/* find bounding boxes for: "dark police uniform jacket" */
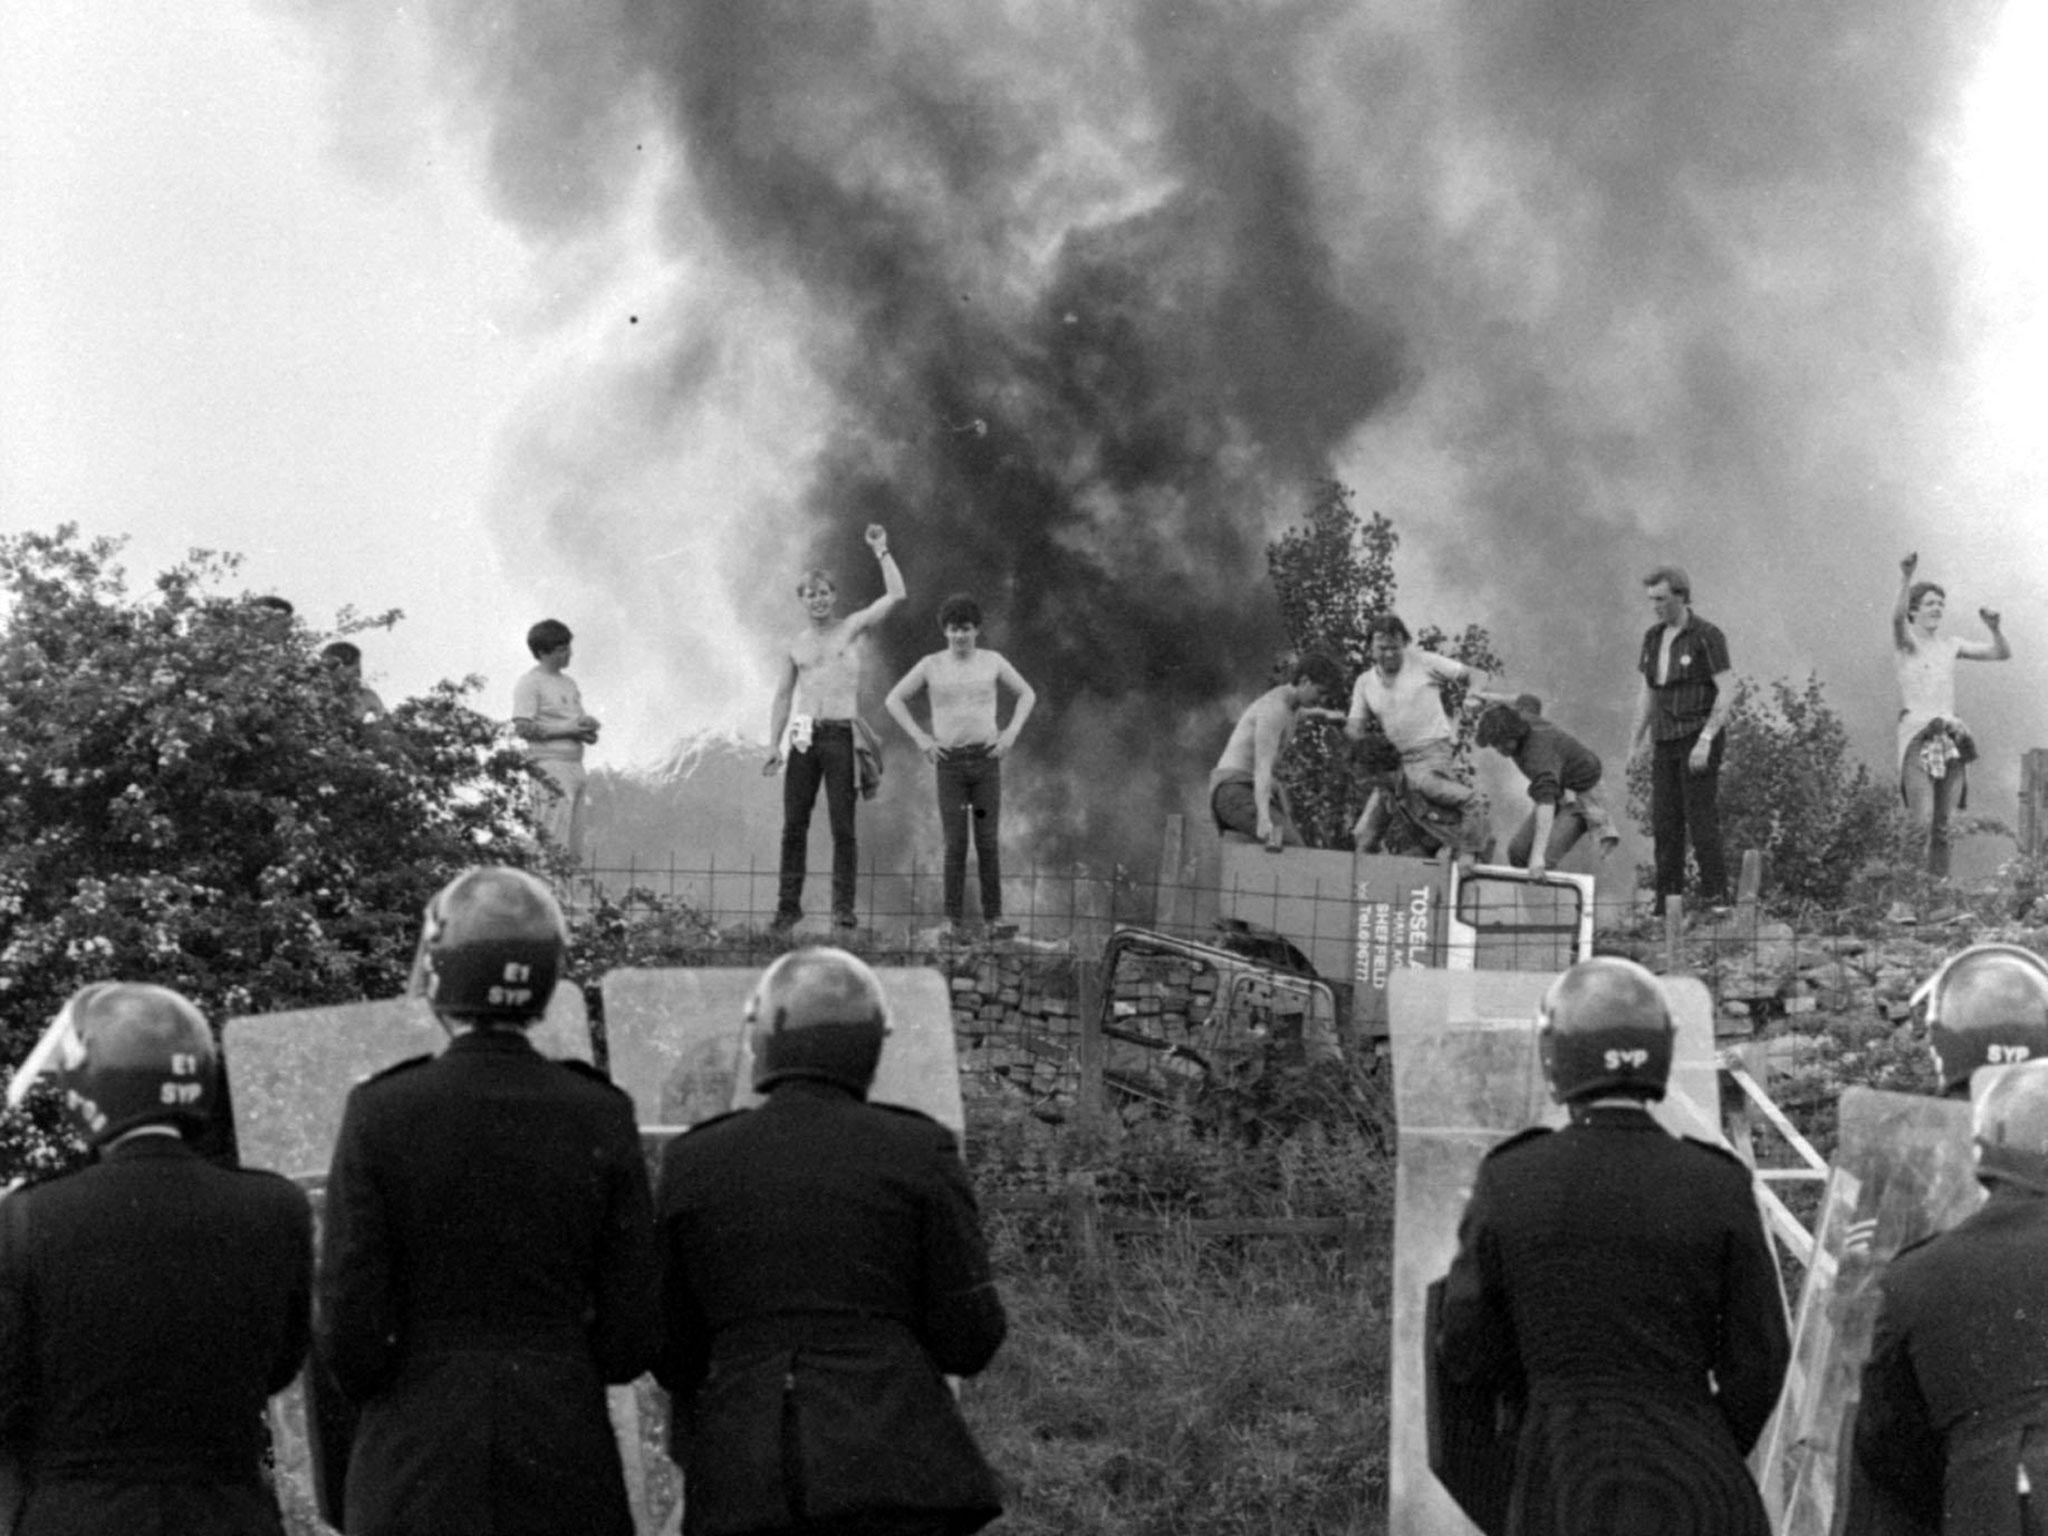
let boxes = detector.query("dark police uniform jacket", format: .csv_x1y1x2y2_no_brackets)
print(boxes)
655,1078,1007,1536
0,1133,312,1536
1854,1186,2048,1535
1435,1106,1789,1536
316,1027,660,1536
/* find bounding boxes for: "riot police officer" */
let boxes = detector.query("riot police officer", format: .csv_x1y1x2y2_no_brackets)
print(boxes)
1853,1057,2048,1534
655,946,1006,1536
1915,942,2048,1098
0,983,312,1536
316,866,659,1535
1433,956,1789,1536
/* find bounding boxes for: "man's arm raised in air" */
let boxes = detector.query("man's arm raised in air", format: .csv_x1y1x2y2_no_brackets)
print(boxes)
1960,607,2011,663
761,652,799,776
843,523,906,637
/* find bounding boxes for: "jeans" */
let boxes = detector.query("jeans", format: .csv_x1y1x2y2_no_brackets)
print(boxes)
936,746,1002,922
1507,803,1591,868
1901,754,1962,878
777,723,857,923
1651,730,1727,906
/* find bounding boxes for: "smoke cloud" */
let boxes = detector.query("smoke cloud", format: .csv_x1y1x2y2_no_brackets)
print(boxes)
282,0,2036,874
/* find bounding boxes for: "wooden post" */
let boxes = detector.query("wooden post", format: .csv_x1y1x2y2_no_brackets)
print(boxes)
1733,850,1763,932
2022,750,2048,861
1662,895,1685,972
1063,1179,1102,1275
1074,957,1105,1133
1156,812,1190,931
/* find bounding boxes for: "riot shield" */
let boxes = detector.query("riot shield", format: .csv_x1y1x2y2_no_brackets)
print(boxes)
1756,1086,1979,1536
224,986,591,1178
222,986,675,1536
602,966,965,1135
1386,969,1728,1535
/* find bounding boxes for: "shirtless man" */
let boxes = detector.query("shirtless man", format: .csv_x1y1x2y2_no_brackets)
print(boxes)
764,524,906,931
1209,653,1346,851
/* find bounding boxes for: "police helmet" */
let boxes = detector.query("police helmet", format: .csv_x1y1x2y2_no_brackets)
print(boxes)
748,946,889,1095
5,982,216,1146
1913,943,2048,1097
410,866,567,1024
1972,1058,2048,1195
1536,956,1676,1104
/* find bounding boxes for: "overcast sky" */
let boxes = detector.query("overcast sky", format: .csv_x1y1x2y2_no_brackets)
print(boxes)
5,1,2046,792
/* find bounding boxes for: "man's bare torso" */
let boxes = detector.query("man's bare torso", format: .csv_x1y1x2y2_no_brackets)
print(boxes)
789,619,868,720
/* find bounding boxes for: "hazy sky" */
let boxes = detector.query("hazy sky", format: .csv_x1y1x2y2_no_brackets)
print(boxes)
5,1,2046,811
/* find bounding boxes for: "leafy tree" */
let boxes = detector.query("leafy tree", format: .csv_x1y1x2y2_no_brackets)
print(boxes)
1264,481,1505,848
1625,673,1901,909
0,527,546,1179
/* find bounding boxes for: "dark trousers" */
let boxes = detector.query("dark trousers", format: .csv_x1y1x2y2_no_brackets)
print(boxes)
936,746,1002,923
1651,730,1728,906
778,725,857,922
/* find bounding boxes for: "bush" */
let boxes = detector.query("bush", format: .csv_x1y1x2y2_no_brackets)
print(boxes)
1626,674,1900,910
0,527,545,1180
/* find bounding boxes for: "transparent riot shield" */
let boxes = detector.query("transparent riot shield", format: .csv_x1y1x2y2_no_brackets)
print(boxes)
1757,1086,1979,1536
221,986,674,1536
225,986,591,1177
1386,969,1727,1536
602,966,965,1136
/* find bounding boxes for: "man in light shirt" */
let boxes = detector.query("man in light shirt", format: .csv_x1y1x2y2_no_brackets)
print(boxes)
885,594,1036,940
1344,614,1498,848
511,618,600,865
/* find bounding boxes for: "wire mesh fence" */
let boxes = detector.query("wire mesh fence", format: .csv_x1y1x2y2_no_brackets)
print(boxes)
563,845,1984,1042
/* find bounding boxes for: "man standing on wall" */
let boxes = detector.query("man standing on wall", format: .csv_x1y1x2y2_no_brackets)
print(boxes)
1630,566,1733,915
765,523,906,933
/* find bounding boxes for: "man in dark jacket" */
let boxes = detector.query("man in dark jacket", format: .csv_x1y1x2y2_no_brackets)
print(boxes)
1475,702,1622,878
317,866,660,1536
656,946,1006,1536
1434,956,1789,1536
1853,1057,2048,1534
0,982,312,1536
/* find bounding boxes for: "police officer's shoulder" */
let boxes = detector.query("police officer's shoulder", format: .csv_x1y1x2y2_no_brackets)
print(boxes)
551,1057,634,1099
360,1052,435,1089
672,1107,750,1142
1480,1125,1554,1164
871,1102,964,1147
1679,1135,1754,1175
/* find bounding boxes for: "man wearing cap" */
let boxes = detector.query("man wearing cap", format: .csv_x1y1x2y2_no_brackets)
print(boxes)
1433,957,1788,1535
654,946,1006,1536
0,983,312,1536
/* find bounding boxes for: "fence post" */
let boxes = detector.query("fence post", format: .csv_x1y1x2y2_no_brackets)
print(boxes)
1074,955,1105,1134
1156,813,1189,931
1733,849,1763,933
2023,749,2048,861
1662,895,1685,972
1063,1178,1102,1275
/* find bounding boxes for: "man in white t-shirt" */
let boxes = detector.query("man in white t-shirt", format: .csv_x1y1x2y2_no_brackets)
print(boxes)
512,618,600,865
1892,550,2010,878
885,593,1036,938
1344,614,1498,848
